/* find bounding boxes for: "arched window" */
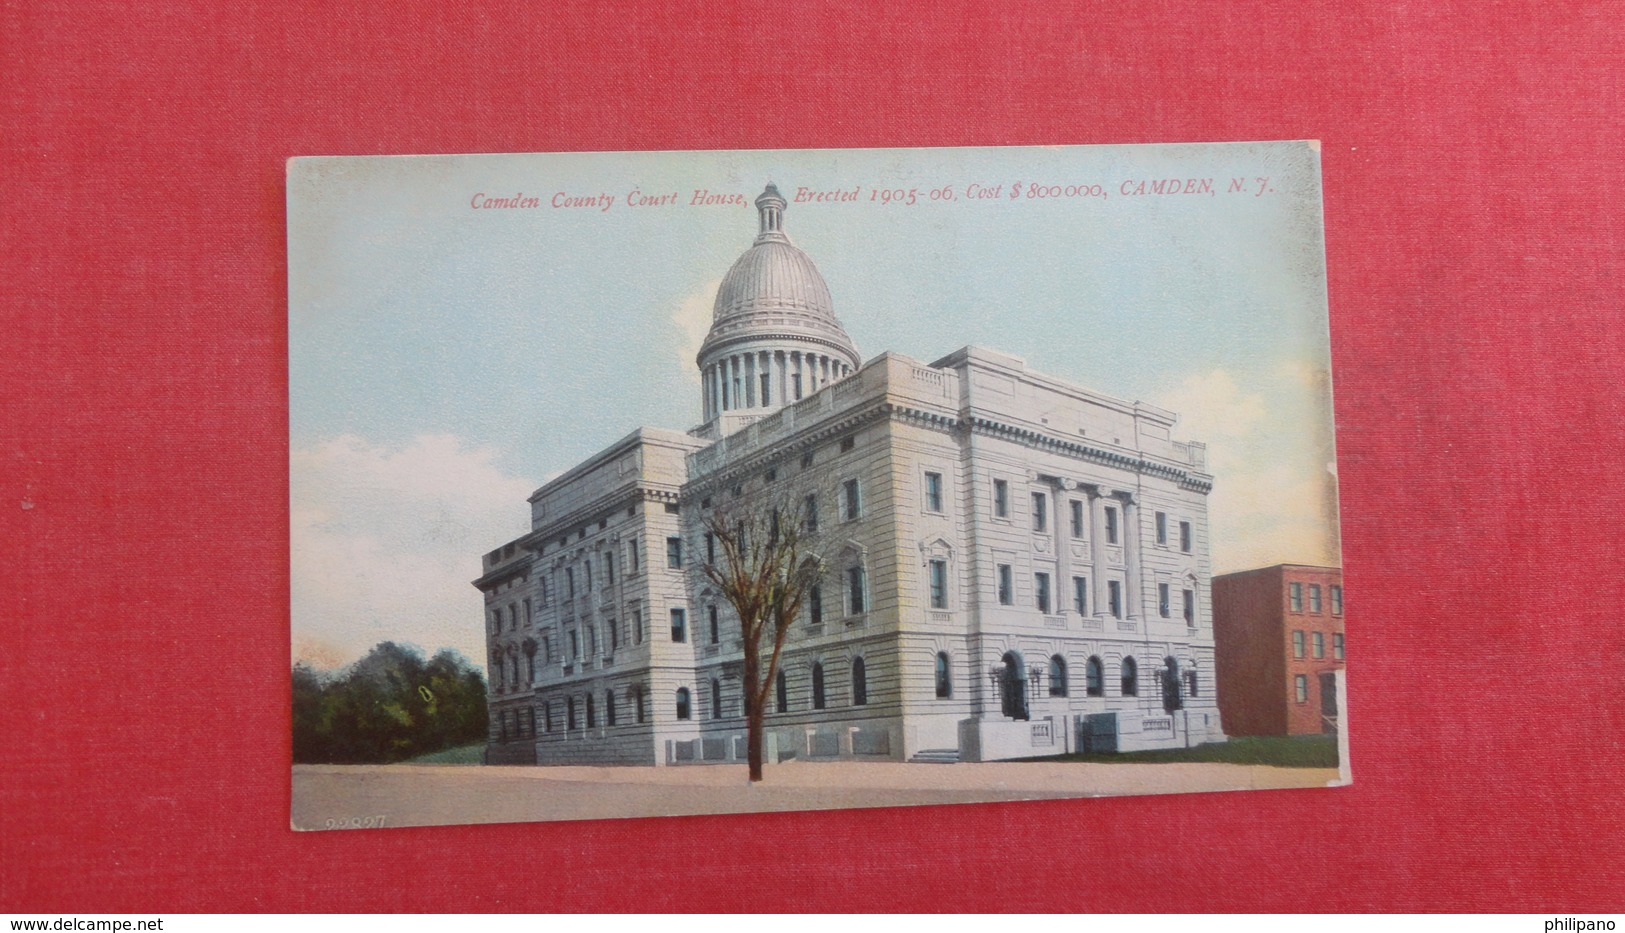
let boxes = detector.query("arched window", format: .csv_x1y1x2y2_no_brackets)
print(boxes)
852,657,868,706
1121,657,1138,696
1184,669,1199,697
1049,655,1068,697
812,663,826,710
1086,656,1104,697
711,678,723,719
776,670,788,713
935,652,952,698
675,687,691,720
605,690,617,726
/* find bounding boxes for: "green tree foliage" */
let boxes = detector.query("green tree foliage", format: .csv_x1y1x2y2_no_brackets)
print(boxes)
292,642,488,764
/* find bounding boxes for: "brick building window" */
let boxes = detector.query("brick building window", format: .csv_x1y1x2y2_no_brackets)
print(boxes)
1310,584,1322,613
1334,632,1345,660
1295,675,1309,703
1292,630,1305,658
1289,582,1303,612
1313,632,1325,658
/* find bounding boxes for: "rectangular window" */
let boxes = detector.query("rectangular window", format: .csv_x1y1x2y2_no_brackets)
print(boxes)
584,562,592,591
523,598,532,626
670,607,686,643
1309,584,1323,613
1334,632,1345,660
924,471,944,513
809,585,822,624
1289,582,1303,612
842,479,861,521
1031,492,1047,532
804,494,818,533
1105,506,1118,544
568,630,579,659
1158,583,1171,618
1034,572,1051,613
929,559,948,609
847,566,866,615
609,618,618,651
1292,630,1305,658
708,605,719,644
997,564,1013,605
1183,589,1195,625
1295,674,1309,703
540,577,551,606
704,532,716,564
1179,521,1192,553
993,479,1009,518
565,568,575,599
1313,632,1325,658
604,553,614,586
1073,576,1087,614
666,536,683,569
1108,580,1122,618
1070,500,1084,538
840,435,855,452
1331,585,1344,615
760,372,771,406
629,537,639,574
1155,511,1167,545
632,610,643,645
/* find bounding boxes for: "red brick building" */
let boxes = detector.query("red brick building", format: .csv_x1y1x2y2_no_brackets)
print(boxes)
1212,564,1344,736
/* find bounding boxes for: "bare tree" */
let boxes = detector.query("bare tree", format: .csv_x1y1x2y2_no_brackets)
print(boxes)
698,493,825,782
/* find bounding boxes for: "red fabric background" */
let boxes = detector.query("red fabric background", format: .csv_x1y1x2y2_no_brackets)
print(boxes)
3,0,1622,913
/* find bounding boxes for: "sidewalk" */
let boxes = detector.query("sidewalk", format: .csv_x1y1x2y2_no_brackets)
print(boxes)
292,759,1342,829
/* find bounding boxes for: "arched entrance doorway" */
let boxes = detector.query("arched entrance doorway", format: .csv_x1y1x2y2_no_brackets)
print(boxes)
998,651,1029,721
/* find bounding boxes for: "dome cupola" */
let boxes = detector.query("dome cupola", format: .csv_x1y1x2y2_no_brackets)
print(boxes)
696,185,861,432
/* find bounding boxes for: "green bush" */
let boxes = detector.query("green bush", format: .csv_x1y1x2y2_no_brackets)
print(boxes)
293,643,488,764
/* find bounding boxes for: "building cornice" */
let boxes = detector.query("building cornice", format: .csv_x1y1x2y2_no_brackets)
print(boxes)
962,415,1213,493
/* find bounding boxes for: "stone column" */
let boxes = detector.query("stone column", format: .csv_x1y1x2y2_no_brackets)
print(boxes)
1053,482,1071,617
1122,493,1142,620
1090,488,1109,620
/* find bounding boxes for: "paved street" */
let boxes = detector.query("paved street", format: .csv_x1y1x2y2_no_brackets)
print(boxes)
292,759,1342,829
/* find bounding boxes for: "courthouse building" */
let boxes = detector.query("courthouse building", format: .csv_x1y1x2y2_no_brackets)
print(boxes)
478,185,1225,765
1211,563,1345,736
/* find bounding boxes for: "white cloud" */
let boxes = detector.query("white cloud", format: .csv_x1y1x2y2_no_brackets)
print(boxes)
1155,368,1340,574
290,434,533,669
671,279,720,385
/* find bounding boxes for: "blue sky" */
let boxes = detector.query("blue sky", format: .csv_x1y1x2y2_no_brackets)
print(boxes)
288,142,1338,669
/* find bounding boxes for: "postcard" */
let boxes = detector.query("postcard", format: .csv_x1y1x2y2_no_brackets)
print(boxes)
289,141,1346,829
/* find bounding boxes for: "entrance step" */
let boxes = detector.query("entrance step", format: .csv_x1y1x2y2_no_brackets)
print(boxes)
909,748,961,764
